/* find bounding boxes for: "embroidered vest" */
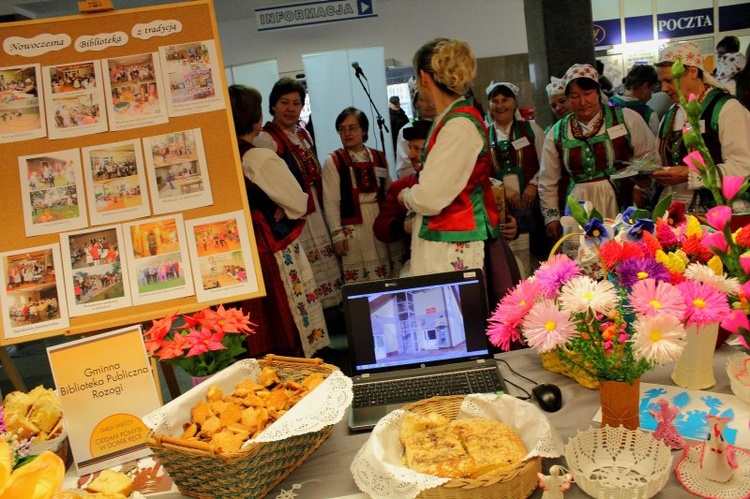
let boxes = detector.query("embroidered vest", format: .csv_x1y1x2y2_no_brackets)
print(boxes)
262,121,322,214
658,89,730,167
609,95,655,128
418,100,501,242
238,139,304,252
489,119,539,192
330,147,387,225
553,105,632,185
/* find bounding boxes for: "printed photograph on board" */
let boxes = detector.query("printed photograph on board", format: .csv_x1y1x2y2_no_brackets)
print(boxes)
122,214,194,305
142,128,213,214
42,60,107,139
185,210,258,302
18,148,89,237
0,63,47,143
0,244,69,339
59,225,132,317
102,52,168,131
158,39,226,117
81,139,151,225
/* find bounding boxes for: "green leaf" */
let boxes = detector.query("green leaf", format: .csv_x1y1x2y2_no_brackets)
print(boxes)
671,59,685,79
566,196,588,227
632,209,650,220
652,193,672,221
589,208,603,223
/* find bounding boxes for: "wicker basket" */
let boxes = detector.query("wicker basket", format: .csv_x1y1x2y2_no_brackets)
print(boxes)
145,355,338,499
540,349,599,389
402,395,541,499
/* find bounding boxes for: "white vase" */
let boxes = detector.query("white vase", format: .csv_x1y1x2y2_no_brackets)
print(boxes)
671,322,719,390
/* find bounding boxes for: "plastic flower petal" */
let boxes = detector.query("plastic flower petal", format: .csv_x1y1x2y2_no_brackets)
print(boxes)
685,262,740,295
721,309,750,335
616,258,670,287
583,217,612,246
655,219,679,248
655,250,686,275
626,218,655,242
666,202,686,226
533,254,581,298
737,226,750,249
722,176,746,201
598,240,648,271
741,253,750,275
678,280,731,327
486,320,523,351
629,279,686,318
521,300,576,353
489,280,541,327
200,304,254,335
685,215,703,238
706,206,732,232
702,231,728,253
683,150,705,174
558,276,617,315
632,314,686,364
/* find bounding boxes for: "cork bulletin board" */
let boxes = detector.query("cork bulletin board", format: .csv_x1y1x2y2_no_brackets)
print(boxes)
0,0,264,346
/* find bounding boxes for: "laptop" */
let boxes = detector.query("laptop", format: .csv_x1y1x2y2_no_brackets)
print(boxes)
343,269,507,431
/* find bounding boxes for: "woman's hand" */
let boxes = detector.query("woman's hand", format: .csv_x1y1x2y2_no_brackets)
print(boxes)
397,190,406,206
503,214,517,241
273,207,285,222
505,188,521,210
520,183,538,209
652,166,689,186
546,220,563,241
333,239,349,256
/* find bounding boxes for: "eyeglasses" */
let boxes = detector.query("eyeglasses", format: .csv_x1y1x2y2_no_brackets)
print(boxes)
337,125,360,134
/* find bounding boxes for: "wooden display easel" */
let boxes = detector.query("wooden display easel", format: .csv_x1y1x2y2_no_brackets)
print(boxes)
0,0,263,391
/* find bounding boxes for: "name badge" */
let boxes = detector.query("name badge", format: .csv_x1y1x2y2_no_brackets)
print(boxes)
608,124,627,139
699,120,706,134
511,137,530,150
374,167,388,179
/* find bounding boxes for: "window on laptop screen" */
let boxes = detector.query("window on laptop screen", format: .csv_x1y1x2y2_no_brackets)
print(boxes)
346,277,490,372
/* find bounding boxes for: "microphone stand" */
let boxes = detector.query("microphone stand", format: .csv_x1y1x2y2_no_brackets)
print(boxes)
353,71,389,152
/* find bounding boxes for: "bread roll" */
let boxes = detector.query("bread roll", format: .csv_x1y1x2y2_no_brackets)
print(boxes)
86,469,133,497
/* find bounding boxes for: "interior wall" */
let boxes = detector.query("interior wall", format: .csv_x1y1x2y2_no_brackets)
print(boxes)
474,53,532,117
218,0,528,75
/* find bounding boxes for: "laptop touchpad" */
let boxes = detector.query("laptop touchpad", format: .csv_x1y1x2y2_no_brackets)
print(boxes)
350,406,388,431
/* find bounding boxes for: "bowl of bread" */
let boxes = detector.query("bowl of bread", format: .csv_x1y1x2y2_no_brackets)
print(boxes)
3,385,67,463
143,355,351,499
351,393,565,499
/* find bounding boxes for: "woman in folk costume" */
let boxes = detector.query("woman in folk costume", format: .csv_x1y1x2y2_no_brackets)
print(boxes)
254,77,342,309
486,81,545,278
397,38,501,275
715,50,746,95
322,107,391,283
228,84,329,358
652,42,750,215
609,64,660,134
545,76,573,134
538,63,658,243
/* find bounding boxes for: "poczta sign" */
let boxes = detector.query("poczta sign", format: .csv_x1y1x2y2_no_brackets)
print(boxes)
657,8,713,39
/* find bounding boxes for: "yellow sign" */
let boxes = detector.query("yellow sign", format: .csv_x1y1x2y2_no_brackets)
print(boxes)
48,325,161,475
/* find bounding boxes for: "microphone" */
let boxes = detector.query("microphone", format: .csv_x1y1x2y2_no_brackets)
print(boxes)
351,61,367,80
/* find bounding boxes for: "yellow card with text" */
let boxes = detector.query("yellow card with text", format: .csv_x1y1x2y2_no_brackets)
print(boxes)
47,325,161,475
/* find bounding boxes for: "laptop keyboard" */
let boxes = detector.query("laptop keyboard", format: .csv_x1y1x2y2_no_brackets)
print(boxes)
353,368,504,408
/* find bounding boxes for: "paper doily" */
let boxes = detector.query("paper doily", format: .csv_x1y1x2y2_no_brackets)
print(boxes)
350,393,565,499
675,442,750,499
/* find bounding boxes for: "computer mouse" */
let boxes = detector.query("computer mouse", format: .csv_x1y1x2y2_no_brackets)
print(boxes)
532,383,563,412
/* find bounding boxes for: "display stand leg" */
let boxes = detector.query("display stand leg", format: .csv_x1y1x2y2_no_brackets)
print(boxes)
160,361,182,400
0,347,27,392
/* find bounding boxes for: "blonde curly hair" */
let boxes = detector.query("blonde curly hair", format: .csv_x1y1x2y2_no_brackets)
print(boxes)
413,38,476,96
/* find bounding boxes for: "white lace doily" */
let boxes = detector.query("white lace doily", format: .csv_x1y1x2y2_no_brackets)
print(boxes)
350,393,565,499
727,353,750,405
142,359,352,445
675,442,750,499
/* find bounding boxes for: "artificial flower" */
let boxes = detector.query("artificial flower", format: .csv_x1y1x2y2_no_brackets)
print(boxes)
678,280,731,327
683,150,705,174
486,321,523,352
185,327,226,357
654,250,687,275
598,240,647,271
641,230,663,256
706,206,732,232
655,219,679,248
583,217,612,246
625,218,655,242
741,253,750,275
702,231,728,253
490,280,540,326
522,300,576,353
533,254,581,298
684,262,741,296
722,176,746,201
666,202,686,226
631,315,686,365
558,276,617,315
616,257,670,287
721,309,750,336
629,279,686,318
737,226,750,249
685,215,703,238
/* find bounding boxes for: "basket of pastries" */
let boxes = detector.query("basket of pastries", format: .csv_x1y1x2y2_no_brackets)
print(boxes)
3,385,68,466
351,394,565,499
143,354,352,499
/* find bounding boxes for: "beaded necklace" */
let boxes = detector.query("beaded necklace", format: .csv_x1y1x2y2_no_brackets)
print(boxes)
570,108,604,139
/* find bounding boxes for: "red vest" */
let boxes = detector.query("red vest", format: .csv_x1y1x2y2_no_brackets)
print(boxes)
419,102,501,242
330,147,387,225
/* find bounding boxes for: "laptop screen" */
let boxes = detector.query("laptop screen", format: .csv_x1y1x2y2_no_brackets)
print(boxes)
343,270,492,375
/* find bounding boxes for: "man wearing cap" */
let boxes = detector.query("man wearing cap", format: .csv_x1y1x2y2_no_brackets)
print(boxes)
652,41,750,212
538,63,659,242
389,95,409,150
486,80,544,277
